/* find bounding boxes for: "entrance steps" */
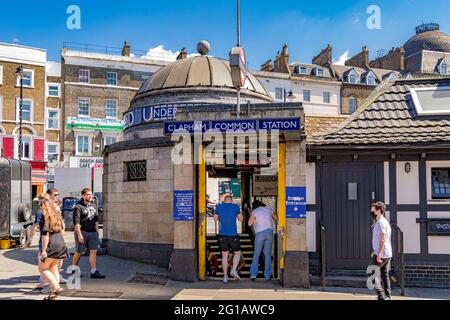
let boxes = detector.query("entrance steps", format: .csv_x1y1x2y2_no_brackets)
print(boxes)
310,270,368,288
206,233,264,279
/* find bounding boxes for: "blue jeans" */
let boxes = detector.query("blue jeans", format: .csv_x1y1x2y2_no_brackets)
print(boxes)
250,229,273,279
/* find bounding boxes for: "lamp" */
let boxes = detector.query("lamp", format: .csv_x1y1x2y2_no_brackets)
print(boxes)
405,162,412,174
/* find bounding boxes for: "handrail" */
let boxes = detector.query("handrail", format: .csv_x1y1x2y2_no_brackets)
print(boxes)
391,223,405,296
321,221,326,289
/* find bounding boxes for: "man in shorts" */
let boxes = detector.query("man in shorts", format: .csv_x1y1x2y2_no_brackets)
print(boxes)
72,188,105,279
214,194,243,283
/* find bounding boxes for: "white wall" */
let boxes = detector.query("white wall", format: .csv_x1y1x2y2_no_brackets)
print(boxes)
396,161,420,204
306,163,316,205
307,211,316,252
397,211,421,254
255,75,341,116
384,162,390,205
427,212,450,254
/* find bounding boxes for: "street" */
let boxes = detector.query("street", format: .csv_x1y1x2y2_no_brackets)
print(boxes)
1,232,449,301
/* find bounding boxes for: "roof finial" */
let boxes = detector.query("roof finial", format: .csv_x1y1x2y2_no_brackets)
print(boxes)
197,40,211,55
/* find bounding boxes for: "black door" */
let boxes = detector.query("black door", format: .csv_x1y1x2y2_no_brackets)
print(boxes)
322,163,379,271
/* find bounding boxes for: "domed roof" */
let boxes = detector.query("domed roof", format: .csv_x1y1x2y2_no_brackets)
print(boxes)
404,24,450,57
135,54,272,101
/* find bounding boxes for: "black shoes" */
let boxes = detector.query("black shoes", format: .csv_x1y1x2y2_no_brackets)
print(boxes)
91,270,106,279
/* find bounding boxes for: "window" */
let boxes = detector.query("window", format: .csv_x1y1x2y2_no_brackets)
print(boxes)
431,168,450,199
349,74,358,84
275,88,284,100
141,74,150,84
316,68,324,77
79,69,90,83
104,136,117,147
46,109,60,130
107,72,118,86
323,91,331,104
17,70,34,88
17,136,32,160
349,97,357,113
0,65,3,85
106,99,118,118
127,161,147,181
411,86,450,115
440,61,448,76
47,143,60,164
299,66,308,75
367,76,376,85
78,98,90,117
76,135,91,155
16,98,33,122
47,84,60,97
303,90,311,102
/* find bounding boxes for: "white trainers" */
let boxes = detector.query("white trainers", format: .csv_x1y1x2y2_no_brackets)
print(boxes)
230,269,241,281
59,275,68,284
222,275,229,283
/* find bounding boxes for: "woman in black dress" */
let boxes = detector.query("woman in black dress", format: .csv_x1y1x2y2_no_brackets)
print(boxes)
38,196,68,300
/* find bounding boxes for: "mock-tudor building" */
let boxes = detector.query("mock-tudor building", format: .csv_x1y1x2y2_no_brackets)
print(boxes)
308,76,450,288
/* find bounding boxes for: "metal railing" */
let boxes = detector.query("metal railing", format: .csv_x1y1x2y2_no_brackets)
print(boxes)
391,223,405,296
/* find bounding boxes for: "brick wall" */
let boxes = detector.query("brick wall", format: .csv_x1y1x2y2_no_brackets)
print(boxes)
369,47,405,71
405,264,450,288
341,84,375,114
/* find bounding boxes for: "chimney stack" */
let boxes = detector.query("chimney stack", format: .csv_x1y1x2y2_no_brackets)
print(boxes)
122,41,131,57
176,48,188,60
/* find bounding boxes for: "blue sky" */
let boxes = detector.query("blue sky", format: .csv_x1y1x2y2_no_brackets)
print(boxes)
1,0,449,69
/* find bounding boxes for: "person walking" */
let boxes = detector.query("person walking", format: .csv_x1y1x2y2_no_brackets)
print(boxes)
248,200,277,281
38,196,68,300
46,188,68,285
214,194,243,283
369,202,393,300
25,193,49,288
72,188,105,279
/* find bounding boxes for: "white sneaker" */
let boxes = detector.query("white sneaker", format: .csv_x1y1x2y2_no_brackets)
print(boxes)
59,275,68,284
222,275,229,283
230,269,241,281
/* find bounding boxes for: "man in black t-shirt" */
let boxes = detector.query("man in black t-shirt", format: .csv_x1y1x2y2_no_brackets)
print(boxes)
72,188,105,279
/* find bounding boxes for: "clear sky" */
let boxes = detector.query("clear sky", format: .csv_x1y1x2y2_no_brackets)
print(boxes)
1,0,449,69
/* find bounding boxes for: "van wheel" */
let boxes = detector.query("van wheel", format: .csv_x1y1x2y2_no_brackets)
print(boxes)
18,203,32,222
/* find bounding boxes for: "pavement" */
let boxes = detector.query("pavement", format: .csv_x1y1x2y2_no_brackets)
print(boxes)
1,231,449,301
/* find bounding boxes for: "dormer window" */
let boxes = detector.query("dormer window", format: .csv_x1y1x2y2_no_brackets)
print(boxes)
316,68,324,77
439,60,448,76
347,69,359,84
349,74,358,84
387,73,397,81
366,72,377,85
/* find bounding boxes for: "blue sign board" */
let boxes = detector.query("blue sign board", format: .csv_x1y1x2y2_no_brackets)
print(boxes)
211,119,257,132
164,121,210,134
173,190,195,221
286,187,307,219
259,118,301,131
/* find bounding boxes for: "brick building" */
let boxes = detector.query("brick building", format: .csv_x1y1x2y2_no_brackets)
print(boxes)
0,42,47,195
61,42,167,170
254,44,347,136
45,61,62,188
312,45,400,114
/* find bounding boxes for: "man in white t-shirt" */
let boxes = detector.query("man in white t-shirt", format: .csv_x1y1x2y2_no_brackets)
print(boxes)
369,202,392,300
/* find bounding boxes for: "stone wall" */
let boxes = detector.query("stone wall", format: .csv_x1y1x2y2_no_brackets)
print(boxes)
103,145,174,253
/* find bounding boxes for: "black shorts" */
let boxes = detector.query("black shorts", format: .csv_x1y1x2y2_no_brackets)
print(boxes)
219,235,241,252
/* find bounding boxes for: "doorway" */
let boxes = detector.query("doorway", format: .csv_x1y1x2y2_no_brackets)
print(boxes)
321,163,382,271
